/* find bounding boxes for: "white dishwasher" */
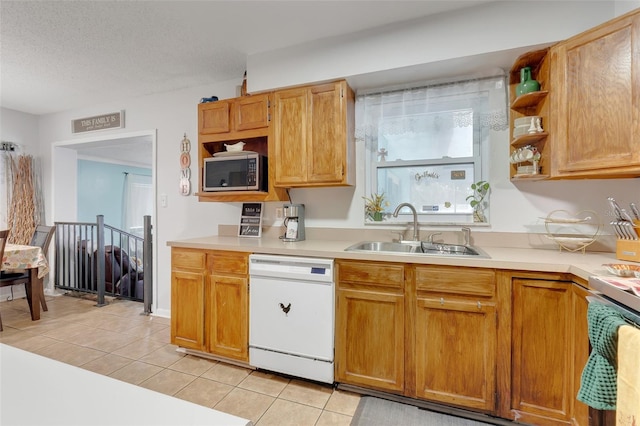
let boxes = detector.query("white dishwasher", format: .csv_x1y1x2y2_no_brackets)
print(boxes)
249,254,334,384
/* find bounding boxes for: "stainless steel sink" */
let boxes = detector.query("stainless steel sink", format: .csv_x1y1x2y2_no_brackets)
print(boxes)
420,242,489,257
345,241,422,254
344,240,490,258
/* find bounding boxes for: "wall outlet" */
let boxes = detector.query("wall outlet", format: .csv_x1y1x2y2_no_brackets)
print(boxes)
275,207,283,220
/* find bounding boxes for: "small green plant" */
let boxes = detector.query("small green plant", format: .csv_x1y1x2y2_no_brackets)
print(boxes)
363,192,389,221
466,180,490,222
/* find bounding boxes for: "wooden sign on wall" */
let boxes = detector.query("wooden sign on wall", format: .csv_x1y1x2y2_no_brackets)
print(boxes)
72,111,124,133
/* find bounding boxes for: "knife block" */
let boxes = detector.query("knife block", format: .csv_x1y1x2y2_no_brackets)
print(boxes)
616,223,640,262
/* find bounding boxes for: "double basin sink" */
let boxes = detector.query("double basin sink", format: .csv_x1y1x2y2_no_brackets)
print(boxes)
345,240,490,258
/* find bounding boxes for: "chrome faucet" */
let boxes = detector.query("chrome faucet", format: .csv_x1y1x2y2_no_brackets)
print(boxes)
462,227,471,246
427,232,442,244
393,203,419,241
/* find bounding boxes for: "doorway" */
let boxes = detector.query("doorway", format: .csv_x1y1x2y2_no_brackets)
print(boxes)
51,130,156,309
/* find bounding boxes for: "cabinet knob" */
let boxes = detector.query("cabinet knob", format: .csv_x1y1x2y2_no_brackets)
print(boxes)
440,298,445,305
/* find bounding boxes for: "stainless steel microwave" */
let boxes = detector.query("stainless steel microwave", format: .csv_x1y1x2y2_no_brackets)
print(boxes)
203,153,267,192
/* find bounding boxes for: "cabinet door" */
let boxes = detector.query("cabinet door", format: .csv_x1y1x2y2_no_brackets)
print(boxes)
335,288,405,392
236,94,270,131
199,101,231,134
170,269,205,350
553,11,640,177
511,278,572,425
206,273,249,361
415,297,496,412
273,87,308,185
273,80,354,187
307,82,345,184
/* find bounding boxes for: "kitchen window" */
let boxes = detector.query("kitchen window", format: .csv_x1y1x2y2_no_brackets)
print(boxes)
357,74,508,225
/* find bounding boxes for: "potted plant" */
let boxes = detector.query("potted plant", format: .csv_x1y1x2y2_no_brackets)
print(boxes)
466,180,490,223
363,192,389,221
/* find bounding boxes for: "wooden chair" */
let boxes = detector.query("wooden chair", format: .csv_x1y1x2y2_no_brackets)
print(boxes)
0,229,9,331
0,225,56,315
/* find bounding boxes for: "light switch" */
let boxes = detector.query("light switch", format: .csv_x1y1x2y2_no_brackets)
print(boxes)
160,194,168,208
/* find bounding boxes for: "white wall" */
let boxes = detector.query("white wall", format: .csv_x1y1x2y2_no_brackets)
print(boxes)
36,80,243,317
1,107,40,225
0,108,40,156
247,1,618,93
5,1,639,316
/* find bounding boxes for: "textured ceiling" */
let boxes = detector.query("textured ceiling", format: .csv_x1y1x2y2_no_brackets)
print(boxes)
0,0,490,116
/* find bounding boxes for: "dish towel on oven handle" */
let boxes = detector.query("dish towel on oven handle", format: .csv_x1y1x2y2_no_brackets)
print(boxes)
616,325,640,425
577,301,627,409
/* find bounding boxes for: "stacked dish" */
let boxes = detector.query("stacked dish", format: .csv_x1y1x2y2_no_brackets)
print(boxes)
513,116,542,138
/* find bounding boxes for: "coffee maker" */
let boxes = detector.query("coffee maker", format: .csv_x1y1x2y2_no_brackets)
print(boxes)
281,204,305,242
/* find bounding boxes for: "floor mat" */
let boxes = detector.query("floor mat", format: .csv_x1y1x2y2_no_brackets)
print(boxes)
350,396,492,426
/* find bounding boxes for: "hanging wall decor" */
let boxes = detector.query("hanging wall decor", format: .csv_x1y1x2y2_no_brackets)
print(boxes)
179,133,191,196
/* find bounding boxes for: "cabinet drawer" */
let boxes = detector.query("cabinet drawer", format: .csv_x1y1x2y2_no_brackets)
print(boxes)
208,251,249,275
337,260,404,289
415,265,495,297
172,248,206,270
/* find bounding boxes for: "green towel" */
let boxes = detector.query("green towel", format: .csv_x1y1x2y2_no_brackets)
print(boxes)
577,301,627,410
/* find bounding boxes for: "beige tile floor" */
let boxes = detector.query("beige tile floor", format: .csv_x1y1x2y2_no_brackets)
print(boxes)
0,293,360,425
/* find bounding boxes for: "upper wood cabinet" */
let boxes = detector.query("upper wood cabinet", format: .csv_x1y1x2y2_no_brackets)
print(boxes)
550,9,640,178
508,48,551,181
198,93,270,137
509,9,640,181
273,80,355,187
196,93,288,202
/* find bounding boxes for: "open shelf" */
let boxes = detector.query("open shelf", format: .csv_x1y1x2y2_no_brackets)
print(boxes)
511,174,550,181
510,91,549,110
511,132,548,147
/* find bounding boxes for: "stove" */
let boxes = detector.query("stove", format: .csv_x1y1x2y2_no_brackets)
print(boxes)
588,275,640,324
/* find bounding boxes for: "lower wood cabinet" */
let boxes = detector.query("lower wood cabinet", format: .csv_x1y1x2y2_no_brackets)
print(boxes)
171,251,591,424
171,249,206,350
504,273,590,426
336,261,590,424
336,261,498,413
335,260,405,393
205,251,249,361
171,248,249,362
413,265,497,413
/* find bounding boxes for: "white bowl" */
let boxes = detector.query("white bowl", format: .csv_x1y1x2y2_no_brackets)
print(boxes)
224,141,245,152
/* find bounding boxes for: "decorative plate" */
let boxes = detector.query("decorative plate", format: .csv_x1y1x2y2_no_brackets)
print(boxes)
602,263,640,277
213,150,257,157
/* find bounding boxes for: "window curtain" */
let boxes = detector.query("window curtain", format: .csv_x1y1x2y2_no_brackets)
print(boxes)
122,172,152,237
356,74,508,190
356,74,508,145
356,75,502,142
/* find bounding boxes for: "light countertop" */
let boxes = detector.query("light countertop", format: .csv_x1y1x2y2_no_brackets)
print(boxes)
167,234,628,282
0,344,252,426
